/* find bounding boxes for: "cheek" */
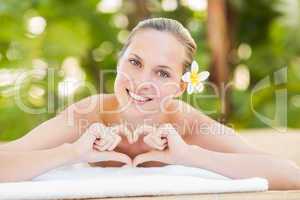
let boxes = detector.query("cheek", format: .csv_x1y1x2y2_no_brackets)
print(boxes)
115,62,135,84
118,60,134,74
114,72,130,94
156,81,180,99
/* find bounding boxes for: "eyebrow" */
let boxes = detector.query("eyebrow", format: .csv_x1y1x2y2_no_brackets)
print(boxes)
130,53,142,61
157,65,173,72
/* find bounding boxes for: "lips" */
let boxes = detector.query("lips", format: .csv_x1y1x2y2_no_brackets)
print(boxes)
126,88,153,103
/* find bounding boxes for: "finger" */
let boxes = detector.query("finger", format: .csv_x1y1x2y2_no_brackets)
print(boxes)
95,138,101,142
133,151,167,167
107,135,121,151
133,128,144,143
134,125,156,137
88,123,107,139
91,136,100,147
161,124,185,145
161,138,167,145
94,141,120,152
126,133,134,144
112,125,133,144
97,135,113,151
93,144,102,151
94,139,103,146
83,130,97,144
132,125,154,143
151,134,165,146
98,130,115,146
143,135,164,150
95,138,109,146
123,126,134,144
157,138,167,150
157,123,183,146
99,139,107,146
155,140,167,151
132,129,140,143
149,136,165,150
114,125,132,144
99,137,115,151
143,135,157,148
157,126,170,138
100,151,132,166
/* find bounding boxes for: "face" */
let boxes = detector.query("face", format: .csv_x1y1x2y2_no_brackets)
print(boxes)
114,29,186,116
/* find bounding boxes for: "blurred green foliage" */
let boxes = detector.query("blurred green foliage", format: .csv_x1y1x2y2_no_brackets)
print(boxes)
0,0,300,141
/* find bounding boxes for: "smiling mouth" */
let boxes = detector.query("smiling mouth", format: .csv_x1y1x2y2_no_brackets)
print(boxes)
126,88,153,103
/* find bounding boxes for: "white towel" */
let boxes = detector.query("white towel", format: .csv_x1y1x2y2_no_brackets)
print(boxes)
0,164,268,200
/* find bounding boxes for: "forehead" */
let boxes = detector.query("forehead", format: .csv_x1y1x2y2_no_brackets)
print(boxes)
125,29,186,73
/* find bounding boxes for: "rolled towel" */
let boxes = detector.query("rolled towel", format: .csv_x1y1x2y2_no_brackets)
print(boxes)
0,164,268,200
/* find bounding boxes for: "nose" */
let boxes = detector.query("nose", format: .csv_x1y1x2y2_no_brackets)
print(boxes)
133,74,156,93
135,79,155,92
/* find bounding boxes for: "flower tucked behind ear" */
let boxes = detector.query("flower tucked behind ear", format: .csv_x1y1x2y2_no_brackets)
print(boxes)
181,60,209,94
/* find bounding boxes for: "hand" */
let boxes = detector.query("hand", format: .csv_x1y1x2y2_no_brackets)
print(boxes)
90,123,122,151
133,124,167,150
110,124,137,144
133,123,189,167
72,123,131,165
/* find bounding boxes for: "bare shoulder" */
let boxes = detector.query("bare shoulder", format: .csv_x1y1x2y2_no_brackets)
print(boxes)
58,93,118,123
166,99,206,136
168,100,267,154
167,99,230,136
167,99,208,123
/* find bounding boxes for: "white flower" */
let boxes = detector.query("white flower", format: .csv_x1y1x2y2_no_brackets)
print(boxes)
181,61,209,94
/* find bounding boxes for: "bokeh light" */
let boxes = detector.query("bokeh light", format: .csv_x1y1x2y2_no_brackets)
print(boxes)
27,16,47,36
233,64,250,91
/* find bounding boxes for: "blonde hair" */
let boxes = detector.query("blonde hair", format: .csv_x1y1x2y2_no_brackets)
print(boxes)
119,17,197,73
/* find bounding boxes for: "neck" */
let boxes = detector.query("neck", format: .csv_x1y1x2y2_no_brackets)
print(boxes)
118,107,166,130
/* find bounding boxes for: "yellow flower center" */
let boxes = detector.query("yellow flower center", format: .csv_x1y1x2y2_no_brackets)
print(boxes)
190,72,198,86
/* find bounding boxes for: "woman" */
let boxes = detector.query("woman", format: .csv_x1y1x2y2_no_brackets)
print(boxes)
0,18,299,190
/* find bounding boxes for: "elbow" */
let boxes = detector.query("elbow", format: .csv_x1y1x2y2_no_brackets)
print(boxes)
0,169,33,183
0,176,32,183
272,160,300,190
0,174,29,183
285,160,300,190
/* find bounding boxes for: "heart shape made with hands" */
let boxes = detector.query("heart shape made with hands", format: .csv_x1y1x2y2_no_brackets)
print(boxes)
91,123,187,167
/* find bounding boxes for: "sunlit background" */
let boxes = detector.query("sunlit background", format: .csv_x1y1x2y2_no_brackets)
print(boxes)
0,0,300,140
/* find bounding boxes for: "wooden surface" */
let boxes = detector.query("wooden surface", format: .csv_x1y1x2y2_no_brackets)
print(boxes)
241,129,300,166
89,190,300,200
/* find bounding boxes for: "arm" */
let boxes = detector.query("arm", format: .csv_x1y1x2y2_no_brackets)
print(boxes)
173,100,269,154
0,143,76,182
0,112,85,182
183,145,300,190
0,123,131,182
0,114,78,151
133,123,300,190
0,95,102,151
170,100,300,189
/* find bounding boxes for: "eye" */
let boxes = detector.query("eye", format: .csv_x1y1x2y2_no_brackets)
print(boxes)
157,70,170,78
129,58,141,68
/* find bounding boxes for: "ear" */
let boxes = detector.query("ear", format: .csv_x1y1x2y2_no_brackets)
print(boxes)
174,81,187,98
